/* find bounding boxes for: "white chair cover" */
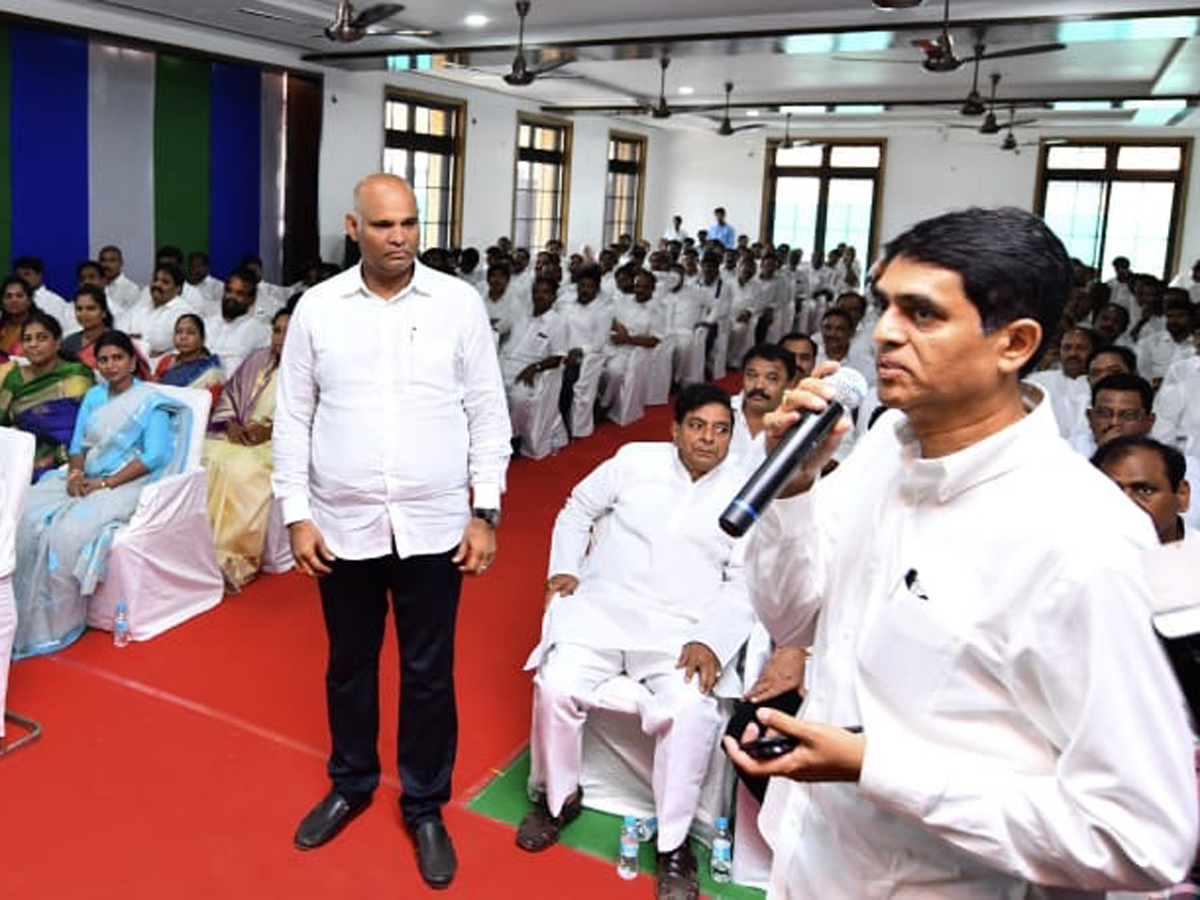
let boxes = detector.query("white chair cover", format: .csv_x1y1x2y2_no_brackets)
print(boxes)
605,348,651,427
0,428,35,738
88,385,224,641
708,319,731,376
511,368,568,460
645,341,674,407
260,498,294,574
570,351,605,440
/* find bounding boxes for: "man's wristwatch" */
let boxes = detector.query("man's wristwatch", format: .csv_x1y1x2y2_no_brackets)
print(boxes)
472,507,501,528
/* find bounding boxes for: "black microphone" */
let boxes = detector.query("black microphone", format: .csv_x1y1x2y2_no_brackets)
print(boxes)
719,367,868,538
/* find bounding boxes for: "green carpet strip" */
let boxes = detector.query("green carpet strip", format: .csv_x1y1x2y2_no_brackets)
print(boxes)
467,749,765,900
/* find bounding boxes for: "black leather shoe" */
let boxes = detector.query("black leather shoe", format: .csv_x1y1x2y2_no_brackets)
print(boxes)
411,818,457,889
656,841,699,900
294,790,370,850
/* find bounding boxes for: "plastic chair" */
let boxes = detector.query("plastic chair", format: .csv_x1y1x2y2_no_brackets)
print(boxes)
88,385,224,640
511,367,569,460
645,341,674,407
0,427,41,754
570,351,606,440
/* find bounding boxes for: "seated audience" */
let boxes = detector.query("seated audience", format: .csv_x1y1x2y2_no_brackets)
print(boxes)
0,311,94,480
779,331,818,382
187,250,224,314
1153,325,1200,455
98,245,140,314
11,330,191,659
203,269,271,377
558,265,613,440
1085,344,1137,387
76,260,106,291
120,262,196,355
500,277,567,458
203,309,291,591
1077,373,1199,529
1173,257,1200,305
153,313,225,402
1093,436,1191,546
600,269,663,413
1094,301,1133,349
1,276,36,356
1137,289,1195,386
63,285,152,380
518,384,754,900
730,343,794,466
13,256,73,334
1025,325,1096,437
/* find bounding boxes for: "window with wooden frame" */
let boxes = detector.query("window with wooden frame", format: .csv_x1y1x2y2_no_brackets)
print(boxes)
604,132,646,246
513,115,572,250
1035,139,1191,281
761,139,886,260
383,89,465,249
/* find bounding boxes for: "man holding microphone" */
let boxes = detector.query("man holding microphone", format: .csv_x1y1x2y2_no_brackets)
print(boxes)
725,207,1197,897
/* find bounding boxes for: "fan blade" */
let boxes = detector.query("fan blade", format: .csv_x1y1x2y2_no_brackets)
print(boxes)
239,7,306,23
529,56,575,77
831,54,920,64
1009,118,1040,127
731,124,767,133
964,42,1066,63
352,3,406,30
362,27,440,37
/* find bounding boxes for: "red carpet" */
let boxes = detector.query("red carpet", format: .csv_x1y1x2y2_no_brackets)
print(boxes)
0,385,739,899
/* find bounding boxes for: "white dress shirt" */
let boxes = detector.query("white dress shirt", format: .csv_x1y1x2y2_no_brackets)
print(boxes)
119,293,198,355
561,295,614,353
746,391,1197,897
272,262,511,561
204,311,271,377
191,275,225,316
1024,368,1090,438
1153,356,1200,454
728,393,767,470
606,294,666,367
1137,330,1195,383
539,442,753,672
501,307,568,385
106,273,141,314
33,286,76,336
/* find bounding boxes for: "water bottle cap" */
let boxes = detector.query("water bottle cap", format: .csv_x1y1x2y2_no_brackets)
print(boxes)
623,815,637,826
716,816,728,829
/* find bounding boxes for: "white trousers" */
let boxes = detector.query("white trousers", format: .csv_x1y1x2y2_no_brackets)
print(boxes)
0,576,14,738
530,642,722,853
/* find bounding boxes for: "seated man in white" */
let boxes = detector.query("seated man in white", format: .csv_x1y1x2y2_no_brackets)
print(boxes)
1137,290,1195,387
187,250,225,316
558,265,613,440
599,269,664,413
98,245,140,314
13,256,75,336
501,276,567,457
726,257,763,367
518,384,754,900
1025,325,1095,437
1076,372,1200,529
730,343,794,468
1154,328,1200,455
119,262,197,356
659,265,704,385
1172,257,1200,305
203,269,271,377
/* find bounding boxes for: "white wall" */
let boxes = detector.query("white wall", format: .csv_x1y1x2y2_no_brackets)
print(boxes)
320,69,668,260
659,128,768,247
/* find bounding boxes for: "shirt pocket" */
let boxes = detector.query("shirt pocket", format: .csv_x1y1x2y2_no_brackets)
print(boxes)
856,575,963,709
406,324,460,392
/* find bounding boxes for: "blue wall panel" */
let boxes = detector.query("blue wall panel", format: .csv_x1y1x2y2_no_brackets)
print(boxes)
208,62,262,280
10,27,90,296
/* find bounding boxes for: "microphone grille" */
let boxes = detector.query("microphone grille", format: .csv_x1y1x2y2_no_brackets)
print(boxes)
826,366,868,410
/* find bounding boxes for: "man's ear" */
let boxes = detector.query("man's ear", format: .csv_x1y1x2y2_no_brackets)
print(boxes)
996,318,1042,376
344,213,359,243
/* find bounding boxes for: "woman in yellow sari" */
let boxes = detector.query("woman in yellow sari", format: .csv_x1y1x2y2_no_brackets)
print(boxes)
202,309,290,591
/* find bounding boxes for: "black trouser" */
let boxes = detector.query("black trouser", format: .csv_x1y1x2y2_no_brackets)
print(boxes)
318,547,462,826
724,690,804,803
558,357,581,440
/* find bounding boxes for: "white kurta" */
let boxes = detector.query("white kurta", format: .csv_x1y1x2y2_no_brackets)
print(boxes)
1153,356,1200,454
501,308,569,386
118,294,198,355
1137,330,1195,383
536,442,754,671
561,295,614,354
33,286,76,336
105,273,141,314
746,391,1197,898
1024,368,1090,438
204,312,271,378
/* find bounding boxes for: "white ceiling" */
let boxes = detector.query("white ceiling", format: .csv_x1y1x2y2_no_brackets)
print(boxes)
50,1,1200,132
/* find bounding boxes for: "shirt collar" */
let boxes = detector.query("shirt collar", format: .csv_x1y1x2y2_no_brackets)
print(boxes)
345,260,436,303
893,383,1056,504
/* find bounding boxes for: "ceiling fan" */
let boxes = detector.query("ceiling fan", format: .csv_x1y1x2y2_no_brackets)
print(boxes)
998,105,1042,154
715,82,767,136
503,1,574,86
837,0,1065,73
239,1,437,42
949,74,1038,135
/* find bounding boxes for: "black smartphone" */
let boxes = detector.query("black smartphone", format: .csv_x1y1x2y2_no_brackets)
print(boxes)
739,734,798,759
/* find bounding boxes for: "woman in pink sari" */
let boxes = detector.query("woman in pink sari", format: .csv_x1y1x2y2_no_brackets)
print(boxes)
202,309,290,591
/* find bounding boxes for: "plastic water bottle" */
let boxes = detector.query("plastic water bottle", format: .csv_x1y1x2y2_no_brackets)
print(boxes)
617,815,639,880
711,816,732,883
636,816,658,843
113,601,130,648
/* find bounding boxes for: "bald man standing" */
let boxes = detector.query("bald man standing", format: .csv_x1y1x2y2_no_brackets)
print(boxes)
273,174,511,887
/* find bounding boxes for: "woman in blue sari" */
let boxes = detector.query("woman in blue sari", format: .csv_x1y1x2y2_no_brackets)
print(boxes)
12,330,192,659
